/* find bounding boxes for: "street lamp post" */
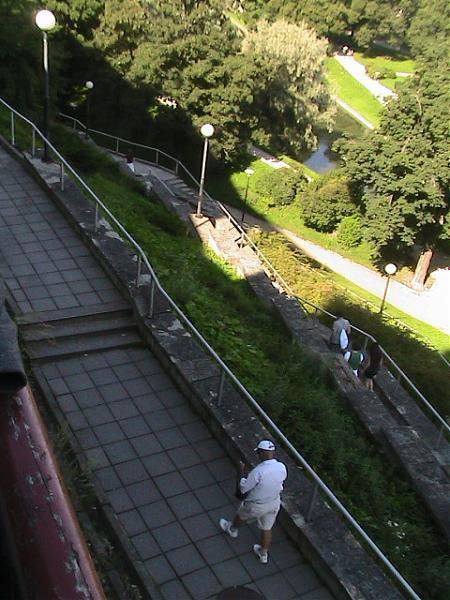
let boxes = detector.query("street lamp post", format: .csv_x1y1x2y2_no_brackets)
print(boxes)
379,263,397,316
241,167,254,224
85,81,94,138
35,10,56,162
196,123,214,217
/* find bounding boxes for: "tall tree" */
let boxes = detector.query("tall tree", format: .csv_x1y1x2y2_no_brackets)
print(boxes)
0,0,42,112
339,62,450,288
242,19,335,154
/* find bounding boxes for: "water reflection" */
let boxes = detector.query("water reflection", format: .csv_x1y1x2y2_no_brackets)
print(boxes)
303,134,337,173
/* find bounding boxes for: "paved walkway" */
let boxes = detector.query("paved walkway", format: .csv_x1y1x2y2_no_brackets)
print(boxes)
334,55,396,103
0,146,333,599
281,230,450,334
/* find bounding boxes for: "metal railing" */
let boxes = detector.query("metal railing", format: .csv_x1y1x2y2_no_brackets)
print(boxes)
59,112,450,449
0,99,423,598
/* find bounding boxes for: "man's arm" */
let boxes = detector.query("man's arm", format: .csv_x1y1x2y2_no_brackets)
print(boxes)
239,466,260,494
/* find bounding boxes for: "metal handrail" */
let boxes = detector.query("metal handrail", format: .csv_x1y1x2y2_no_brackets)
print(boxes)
1,99,423,597
58,112,450,446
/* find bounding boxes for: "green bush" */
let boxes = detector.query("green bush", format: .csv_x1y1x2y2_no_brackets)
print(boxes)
254,167,305,207
366,65,396,80
337,215,363,248
300,174,357,232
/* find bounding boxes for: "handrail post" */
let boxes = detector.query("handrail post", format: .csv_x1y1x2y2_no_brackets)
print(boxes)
174,160,179,175
217,371,226,406
393,371,402,395
72,117,76,131
116,138,119,153
363,337,369,352
435,424,444,449
32,128,36,157
136,256,142,287
306,482,319,522
148,278,156,317
94,204,99,232
11,112,15,146
60,162,64,191
155,150,159,165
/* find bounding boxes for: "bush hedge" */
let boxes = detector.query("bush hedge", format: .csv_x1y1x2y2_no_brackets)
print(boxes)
299,173,358,232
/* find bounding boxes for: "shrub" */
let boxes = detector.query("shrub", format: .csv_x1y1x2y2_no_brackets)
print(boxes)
254,167,305,207
366,65,396,80
337,215,363,247
300,175,357,232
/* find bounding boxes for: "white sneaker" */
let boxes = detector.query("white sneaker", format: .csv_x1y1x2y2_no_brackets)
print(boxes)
219,518,238,538
253,544,268,564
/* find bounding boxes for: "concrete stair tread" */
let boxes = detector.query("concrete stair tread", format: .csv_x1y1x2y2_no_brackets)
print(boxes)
21,314,136,342
26,329,143,362
15,300,130,325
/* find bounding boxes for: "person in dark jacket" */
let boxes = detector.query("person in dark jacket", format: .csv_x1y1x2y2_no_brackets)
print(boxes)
364,342,383,390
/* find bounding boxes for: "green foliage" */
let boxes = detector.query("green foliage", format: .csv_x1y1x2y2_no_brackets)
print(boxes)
408,0,450,59
253,167,305,207
300,174,357,232
0,0,43,114
365,64,396,81
339,64,450,277
337,215,363,248
243,19,335,154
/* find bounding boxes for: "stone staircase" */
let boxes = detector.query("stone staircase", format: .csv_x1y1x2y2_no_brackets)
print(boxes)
18,301,144,363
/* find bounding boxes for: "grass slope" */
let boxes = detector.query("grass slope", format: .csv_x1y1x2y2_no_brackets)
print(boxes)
325,57,383,126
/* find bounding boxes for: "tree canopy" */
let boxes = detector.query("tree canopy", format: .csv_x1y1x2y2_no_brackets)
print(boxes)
243,20,334,154
338,60,450,285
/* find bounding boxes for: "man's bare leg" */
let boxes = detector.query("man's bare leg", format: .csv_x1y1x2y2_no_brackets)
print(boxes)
232,514,245,529
260,529,272,553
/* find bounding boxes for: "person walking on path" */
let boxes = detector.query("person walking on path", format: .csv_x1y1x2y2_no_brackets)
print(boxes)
363,342,383,390
125,148,135,173
330,315,351,352
344,346,364,377
219,440,287,564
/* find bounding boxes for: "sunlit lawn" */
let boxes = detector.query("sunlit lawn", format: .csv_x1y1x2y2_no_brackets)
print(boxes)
325,57,383,126
354,52,415,74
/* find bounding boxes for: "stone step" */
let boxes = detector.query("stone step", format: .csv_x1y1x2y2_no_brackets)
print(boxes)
15,300,131,326
21,314,135,342
26,328,143,362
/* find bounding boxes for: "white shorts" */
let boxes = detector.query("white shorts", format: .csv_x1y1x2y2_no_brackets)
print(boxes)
237,499,281,530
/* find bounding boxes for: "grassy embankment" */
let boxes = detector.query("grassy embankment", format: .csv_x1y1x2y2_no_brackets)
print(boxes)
207,155,449,360
325,57,383,126
2,108,449,599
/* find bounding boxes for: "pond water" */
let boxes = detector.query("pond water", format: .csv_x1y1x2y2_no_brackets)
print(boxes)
303,134,338,174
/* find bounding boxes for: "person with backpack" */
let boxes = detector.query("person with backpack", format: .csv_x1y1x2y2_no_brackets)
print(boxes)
344,346,364,377
329,315,351,353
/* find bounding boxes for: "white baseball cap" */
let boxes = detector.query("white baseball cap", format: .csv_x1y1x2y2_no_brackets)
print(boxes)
255,440,276,452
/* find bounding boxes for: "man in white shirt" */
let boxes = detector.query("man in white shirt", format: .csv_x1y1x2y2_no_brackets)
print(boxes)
219,440,287,564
